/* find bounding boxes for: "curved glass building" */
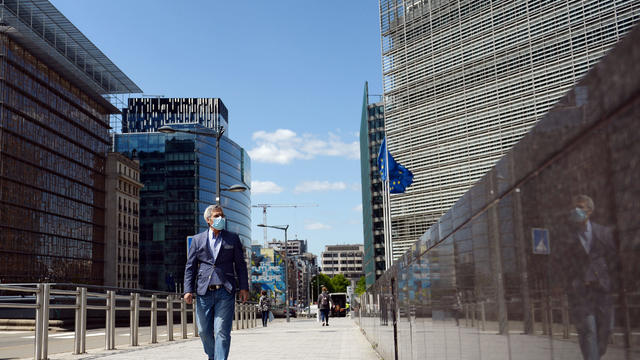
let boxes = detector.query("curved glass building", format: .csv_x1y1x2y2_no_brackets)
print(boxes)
115,98,251,292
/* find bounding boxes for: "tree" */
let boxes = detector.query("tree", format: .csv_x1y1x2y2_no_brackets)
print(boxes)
310,273,333,300
355,276,367,296
330,274,350,293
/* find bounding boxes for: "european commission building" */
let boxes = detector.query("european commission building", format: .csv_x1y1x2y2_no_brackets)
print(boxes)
380,0,640,259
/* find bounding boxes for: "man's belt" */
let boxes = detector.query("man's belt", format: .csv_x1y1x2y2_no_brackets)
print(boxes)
208,284,224,291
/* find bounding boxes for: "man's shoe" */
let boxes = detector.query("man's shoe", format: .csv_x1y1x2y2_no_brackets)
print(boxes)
322,323,325,326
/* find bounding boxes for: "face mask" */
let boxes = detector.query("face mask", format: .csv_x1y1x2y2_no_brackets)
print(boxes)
569,208,587,223
212,216,226,230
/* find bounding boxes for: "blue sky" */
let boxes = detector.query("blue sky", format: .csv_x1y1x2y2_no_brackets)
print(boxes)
50,0,383,256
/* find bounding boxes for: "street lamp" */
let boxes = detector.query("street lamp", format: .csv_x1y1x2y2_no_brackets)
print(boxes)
158,125,247,204
257,223,290,323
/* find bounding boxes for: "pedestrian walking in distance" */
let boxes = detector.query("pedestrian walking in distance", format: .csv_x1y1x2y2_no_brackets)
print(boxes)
318,287,332,326
258,290,271,327
183,205,249,360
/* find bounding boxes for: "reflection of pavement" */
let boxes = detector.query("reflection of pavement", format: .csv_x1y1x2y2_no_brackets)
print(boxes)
359,317,637,360
41,318,380,360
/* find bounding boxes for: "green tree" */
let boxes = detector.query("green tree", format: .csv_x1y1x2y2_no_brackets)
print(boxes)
355,276,367,296
310,273,333,301
330,274,350,293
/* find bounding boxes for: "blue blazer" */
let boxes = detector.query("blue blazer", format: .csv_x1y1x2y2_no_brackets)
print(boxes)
183,229,249,296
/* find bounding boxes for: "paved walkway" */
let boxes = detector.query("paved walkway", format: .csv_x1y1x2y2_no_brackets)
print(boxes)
43,317,380,360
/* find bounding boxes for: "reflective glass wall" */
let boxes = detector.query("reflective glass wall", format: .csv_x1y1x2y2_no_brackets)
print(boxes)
0,35,110,284
355,26,640,360
114,130,250,292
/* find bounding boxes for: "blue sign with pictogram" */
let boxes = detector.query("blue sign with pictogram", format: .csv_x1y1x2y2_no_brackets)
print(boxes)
186,236,194,258
531,228,550,255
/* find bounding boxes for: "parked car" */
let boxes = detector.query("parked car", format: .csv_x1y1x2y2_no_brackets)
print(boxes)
271,305,297,318
303,304,318,317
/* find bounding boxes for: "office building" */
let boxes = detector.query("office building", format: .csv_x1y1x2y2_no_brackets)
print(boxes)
359,82,387,288
267,238,307,256
115,98,251,291
379,0,640,259
0,0,141,283
321,245,364,284
104,153,143,288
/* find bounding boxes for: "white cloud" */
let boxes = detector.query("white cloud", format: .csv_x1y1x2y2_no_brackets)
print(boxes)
305,222,332,230
353,204,363,212
293,181,347,193
251,180,284,194
247,129,359,164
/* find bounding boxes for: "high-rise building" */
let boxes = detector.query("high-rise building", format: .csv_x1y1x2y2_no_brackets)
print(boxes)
0,0,141,283
321,245,364,285
104,153,143,289
115,98,251,291
359,82,387,288
379,0,640,259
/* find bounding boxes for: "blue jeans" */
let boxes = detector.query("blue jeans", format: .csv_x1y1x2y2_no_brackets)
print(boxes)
320,309,329,324
261,310,269,326
573,289,614,360
196,288,235,360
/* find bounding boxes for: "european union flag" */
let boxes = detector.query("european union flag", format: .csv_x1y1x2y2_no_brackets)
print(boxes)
377,137,414,193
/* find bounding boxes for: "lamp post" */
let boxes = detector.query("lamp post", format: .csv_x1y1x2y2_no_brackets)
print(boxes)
158,125,247,204
257,224,290,322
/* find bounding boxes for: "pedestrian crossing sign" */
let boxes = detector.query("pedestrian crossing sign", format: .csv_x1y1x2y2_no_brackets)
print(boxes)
531,228,550,255
186,236,194,257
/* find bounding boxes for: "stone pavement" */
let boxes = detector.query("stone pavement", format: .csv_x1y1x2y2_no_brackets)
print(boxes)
42,317,381,360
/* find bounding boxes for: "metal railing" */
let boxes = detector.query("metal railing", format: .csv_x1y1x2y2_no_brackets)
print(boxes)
0,283,258,360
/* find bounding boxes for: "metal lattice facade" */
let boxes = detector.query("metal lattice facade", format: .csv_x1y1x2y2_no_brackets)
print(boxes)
379,0,640,259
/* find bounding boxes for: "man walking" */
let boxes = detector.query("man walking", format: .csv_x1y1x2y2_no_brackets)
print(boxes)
184,205,249,360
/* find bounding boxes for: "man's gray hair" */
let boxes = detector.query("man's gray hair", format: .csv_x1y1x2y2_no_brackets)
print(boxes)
204,204,223,222
573,194,595,212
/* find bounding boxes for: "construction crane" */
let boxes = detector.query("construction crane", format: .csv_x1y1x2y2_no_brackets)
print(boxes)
252,204,318,245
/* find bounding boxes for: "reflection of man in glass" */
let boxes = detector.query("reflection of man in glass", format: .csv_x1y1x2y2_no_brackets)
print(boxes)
557,195,617,360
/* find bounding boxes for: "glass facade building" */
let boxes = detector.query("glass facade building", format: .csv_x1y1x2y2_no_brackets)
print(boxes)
0,0,140,284
379,0,640,260
359,82,387,288
116,99,251,292
356,24,640,360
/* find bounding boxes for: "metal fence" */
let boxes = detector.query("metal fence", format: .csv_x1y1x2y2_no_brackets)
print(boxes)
0,283,258,360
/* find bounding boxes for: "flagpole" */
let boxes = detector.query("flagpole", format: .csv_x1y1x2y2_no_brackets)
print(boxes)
383,137,393,270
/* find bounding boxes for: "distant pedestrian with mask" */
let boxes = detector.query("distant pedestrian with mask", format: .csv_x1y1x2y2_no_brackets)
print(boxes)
318,287,332,326
258,290,271,327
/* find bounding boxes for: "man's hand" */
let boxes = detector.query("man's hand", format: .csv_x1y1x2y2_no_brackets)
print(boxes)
184,292,193,305
239,290,249,303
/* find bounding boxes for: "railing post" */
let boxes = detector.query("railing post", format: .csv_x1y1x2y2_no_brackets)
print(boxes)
181,297,187,339
130,293,135,346
167,295,174,341
541,297,549,335
241,303,245,329
34,284,43,360
106,290,115,350
464,303,469,327
74,287,81,354
41,283,50,359
193,301,199,337
234,302,239,330
480,301,486,331
151,294,158,344
80,287,87,353
252,305,256,327
562,295,570,339
530,300,536,334
134,293,139,346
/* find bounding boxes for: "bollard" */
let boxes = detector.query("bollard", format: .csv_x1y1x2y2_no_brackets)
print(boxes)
530,301,536,334
472,302,476,328
105,291,111,350
151,295,158,343
106,291,116,350
167,295,174,341
464,303,469,327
